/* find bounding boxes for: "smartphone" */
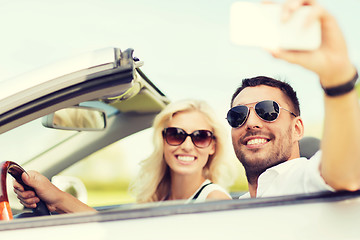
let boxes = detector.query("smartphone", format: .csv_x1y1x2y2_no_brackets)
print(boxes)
229,2,321,50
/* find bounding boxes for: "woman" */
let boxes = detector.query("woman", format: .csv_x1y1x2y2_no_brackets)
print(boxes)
13,99,236,213
130,99,237,203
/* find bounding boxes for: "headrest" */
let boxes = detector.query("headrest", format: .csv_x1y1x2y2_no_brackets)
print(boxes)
299,136,320,159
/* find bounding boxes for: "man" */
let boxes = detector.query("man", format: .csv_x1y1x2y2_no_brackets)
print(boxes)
227,0,360,198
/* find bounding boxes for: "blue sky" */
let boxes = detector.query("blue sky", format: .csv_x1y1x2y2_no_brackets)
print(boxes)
1,0,359,138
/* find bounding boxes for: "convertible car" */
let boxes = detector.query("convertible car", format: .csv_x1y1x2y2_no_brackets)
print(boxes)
0,47,359,239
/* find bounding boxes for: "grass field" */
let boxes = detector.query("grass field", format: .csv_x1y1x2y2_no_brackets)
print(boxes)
85,175,248,207
87,190,135,207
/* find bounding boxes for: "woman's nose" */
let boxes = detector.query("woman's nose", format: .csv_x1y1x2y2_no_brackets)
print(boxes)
180,136,195,149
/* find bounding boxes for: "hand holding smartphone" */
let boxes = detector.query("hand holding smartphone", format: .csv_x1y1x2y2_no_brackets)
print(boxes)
229,2,321,50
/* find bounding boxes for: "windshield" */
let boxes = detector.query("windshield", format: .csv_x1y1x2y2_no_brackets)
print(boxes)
0,101,119,165
0,118,76,165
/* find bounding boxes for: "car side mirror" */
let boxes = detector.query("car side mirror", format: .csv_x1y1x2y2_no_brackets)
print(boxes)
42,106,107,131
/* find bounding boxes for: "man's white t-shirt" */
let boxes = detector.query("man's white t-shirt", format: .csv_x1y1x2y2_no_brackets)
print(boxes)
240,151,334,198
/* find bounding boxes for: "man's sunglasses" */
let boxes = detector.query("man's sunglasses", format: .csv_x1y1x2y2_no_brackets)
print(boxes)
226,100,297,128
162,127,214,148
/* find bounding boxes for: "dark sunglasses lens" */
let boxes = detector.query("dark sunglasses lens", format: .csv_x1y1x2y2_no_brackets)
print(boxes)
191,130,213,148
164,128,186,146
227,105,248,128
255,100,279,121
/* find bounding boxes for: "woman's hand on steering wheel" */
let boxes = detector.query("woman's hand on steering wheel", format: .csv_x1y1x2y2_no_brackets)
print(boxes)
13,167,96,215
13,170,58,213
0,161,50,220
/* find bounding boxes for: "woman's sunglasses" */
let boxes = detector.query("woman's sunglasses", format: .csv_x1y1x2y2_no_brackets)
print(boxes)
226,100,297,128
162,127,214,148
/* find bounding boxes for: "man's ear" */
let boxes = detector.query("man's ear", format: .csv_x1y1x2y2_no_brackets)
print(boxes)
293,117,304,141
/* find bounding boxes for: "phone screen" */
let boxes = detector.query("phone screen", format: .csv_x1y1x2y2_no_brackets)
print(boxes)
229,2,321,50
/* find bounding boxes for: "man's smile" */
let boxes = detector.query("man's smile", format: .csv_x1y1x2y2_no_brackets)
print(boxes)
246,138,269,146
240,131,273,148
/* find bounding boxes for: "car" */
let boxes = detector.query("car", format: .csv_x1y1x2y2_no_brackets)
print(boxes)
0,46,359,239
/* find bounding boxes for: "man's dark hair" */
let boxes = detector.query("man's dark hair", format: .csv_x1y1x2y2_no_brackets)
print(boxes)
230,76,301,116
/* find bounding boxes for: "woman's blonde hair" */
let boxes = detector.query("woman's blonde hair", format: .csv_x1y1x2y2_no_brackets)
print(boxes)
130,99,237,203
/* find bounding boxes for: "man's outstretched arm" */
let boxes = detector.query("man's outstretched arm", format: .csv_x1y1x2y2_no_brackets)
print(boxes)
271,0,360,190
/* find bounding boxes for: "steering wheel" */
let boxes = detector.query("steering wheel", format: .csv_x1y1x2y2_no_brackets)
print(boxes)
0,161,50,220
